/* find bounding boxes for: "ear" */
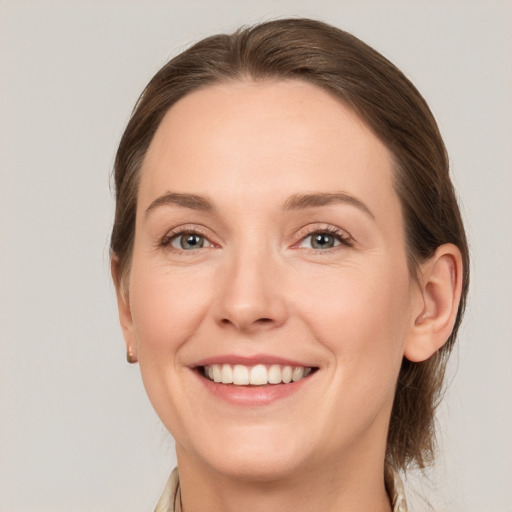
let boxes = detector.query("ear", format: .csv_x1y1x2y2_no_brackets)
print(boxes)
111,255,138,363
404,244,464,362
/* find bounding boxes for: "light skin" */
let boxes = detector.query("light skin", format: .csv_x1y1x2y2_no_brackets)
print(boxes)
113,80,463,512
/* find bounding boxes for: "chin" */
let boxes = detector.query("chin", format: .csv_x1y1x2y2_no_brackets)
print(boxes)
183,426,314,482
211,451,309,483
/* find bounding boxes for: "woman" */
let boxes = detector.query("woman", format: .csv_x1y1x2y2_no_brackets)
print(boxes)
110,18,469,512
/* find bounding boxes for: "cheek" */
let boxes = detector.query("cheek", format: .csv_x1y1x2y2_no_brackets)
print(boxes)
126,256,215,434
128,257,214,358
302,260,413,427
295,258,413,370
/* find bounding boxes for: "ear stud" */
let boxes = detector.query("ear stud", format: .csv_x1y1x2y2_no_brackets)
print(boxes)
126,348,138,364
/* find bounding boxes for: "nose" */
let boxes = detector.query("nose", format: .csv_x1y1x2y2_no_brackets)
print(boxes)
212,247,288,333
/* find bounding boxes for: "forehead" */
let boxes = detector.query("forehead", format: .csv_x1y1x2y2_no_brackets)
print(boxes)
139,79,398,219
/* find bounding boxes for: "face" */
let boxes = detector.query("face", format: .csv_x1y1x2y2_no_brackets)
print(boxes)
121,80,420,481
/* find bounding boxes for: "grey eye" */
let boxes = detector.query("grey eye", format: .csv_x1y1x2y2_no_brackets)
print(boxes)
171,233,207,250
301,232,341,249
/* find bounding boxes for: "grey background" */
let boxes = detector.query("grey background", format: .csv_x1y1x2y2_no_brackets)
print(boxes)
1,1,511,510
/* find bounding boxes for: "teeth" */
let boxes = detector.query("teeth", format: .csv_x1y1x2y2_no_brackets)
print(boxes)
282,366,292,383
292,367,305,382
249,364,267,385
268,364,282,384
212,365,222,383
233,364,249,385
203,363,313,386
221,364,233,384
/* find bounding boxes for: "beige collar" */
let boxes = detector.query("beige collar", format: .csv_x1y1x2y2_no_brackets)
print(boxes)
154,468,181,512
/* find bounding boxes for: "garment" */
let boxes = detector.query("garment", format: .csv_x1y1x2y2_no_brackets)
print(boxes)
154,467,408,512
154,468,181,512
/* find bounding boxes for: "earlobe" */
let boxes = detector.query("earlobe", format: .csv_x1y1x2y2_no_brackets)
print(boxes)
404,244,464,362
111,255,138,363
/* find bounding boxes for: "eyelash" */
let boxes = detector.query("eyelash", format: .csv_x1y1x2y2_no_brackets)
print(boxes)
158,225,354,253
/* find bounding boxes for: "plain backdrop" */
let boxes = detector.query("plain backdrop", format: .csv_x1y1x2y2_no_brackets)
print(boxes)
1,1,511,511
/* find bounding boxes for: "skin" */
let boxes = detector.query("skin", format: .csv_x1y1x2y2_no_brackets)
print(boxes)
113,80,463,512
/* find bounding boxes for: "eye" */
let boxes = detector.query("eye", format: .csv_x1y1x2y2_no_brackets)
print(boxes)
297,228,353,250
302,232,340,249
168,232,213,250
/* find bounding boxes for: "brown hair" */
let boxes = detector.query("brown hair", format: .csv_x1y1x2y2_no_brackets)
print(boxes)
111,17,469,496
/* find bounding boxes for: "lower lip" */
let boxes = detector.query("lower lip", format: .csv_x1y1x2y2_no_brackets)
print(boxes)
194,371,311,406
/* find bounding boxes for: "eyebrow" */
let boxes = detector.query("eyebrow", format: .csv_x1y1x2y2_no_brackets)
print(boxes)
283,192,374,219
145,191,374,219
145,192,214,217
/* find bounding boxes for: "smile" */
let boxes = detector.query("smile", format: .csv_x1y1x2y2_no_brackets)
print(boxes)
202,364,313,386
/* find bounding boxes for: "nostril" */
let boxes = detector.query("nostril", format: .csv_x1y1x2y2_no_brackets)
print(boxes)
256,318,273,324
220,317,274,328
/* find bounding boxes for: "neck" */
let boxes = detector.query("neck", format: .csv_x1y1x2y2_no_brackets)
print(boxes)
176,442,393,512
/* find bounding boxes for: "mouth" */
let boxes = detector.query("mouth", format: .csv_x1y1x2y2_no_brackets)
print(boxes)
197,363,317,386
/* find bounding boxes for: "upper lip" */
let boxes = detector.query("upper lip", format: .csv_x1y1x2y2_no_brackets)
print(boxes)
191,354,316,368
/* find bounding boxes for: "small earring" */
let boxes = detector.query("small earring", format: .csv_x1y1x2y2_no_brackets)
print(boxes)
126,348,138,364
